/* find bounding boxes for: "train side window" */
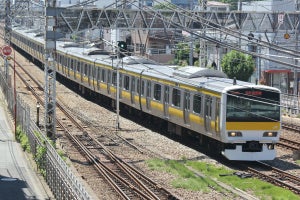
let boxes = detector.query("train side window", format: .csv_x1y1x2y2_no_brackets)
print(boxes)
124,75,130,90
193,94,202,114
58,54,62,65
172,88,181,107
101,69,106,82
154,84,161,101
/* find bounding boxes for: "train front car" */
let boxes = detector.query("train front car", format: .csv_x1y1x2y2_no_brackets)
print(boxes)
222,86,281,161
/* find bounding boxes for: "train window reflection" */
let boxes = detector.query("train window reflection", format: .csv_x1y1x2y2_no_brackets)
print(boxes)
193,95,202,114
226,91,280,122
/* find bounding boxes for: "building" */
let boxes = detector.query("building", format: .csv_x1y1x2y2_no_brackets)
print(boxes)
241,0,300,94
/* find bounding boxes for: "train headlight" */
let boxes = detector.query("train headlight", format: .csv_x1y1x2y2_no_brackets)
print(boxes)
228,132,242,137
263,132,277,137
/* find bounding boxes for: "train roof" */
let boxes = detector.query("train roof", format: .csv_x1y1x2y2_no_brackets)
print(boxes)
13,28,281,94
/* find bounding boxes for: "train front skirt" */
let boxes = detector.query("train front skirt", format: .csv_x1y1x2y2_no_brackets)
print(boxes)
222,144,276,161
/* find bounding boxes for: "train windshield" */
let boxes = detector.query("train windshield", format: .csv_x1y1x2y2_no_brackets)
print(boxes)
226,88,280,122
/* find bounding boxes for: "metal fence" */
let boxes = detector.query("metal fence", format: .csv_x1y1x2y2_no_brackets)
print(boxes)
281,93,300,116
0,71,91,200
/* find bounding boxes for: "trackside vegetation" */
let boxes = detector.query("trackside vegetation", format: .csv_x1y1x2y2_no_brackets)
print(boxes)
146,158,300,200
15,125,68,177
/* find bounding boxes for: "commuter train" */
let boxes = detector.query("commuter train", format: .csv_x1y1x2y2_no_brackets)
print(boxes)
10,27,281,160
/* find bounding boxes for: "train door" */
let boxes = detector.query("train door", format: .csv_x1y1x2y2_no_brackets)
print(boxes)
183,91,190,125
131,76,135,104
163,86,169,118
76,61,81,81
88,64,91,86
73,60,77,79
146,80,151,110
67,57,70,77
119,74,122,99
215,98,221,137
96,67,100,91
204,95,212,133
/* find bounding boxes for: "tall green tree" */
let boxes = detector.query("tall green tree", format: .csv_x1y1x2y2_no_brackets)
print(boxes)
221,50,255,81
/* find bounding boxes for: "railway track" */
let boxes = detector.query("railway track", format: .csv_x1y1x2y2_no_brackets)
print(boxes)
277,138,300,151
279,122,300,151
11,55,179,199
282,122,300,133
245,161,300,195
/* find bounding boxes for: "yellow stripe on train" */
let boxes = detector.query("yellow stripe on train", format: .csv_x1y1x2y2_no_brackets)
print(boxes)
150,101,163,111
226,122,280,130
169,107,183,118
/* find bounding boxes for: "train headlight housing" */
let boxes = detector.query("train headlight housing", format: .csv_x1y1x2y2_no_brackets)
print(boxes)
228,132,242,137
263,132,277,137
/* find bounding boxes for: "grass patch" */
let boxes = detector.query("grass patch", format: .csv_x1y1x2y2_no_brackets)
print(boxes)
16,126,30,152
146,158,300,200
147,158,224,193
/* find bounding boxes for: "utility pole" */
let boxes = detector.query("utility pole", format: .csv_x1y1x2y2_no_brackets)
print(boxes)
44,0,64,140
199,0,207,68
4,0,11,45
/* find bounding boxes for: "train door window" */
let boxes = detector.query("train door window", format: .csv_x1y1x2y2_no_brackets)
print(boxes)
215,98,220,134
131,76,136,92
141,80,145,96
164,86,169,103
120,74,123,87
137,79,140,94
70,59,74,71
124,75,130,90
193,94,202,114
77,61,81,72
97,67,101,81
101,69,106,82
107,70,111,84
172,88,181,107
184,92,190,110
84,64,88,76
88,64,91,77
112,72,117,85
146,81,151,98
205,96,212,117
154,83,161,101
64,56,67,67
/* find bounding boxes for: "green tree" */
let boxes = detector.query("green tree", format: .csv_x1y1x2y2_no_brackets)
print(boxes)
221,50,255,81
174,42,190,66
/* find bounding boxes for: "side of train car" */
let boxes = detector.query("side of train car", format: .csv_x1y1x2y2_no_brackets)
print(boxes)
11,29,282,160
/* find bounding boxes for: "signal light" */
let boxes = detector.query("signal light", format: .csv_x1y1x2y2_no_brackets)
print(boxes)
117,41,127,58
118,41,127,51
